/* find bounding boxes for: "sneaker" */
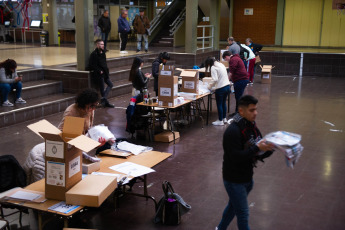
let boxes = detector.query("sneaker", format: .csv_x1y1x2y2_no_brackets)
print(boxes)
223,118,228,124
212,120,224,126
15,97,26,104
120,51,126,54
2,100,14,107
136,49,140,53
145,50,148,53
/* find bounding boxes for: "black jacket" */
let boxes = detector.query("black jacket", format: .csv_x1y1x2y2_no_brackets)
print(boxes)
89,48,109,78
222,114,273,183
98,15,111,33
132,69,148,91
152,58,162,78
248,43,263,56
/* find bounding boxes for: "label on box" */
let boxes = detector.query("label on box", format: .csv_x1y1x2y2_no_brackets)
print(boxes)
263,74,270,79
158,101,163,106
184,81,195,89
160,87,171,97
160,70,172,76
46,140,64,159
69,156,81,178
47,161,65,186
174,84,178,96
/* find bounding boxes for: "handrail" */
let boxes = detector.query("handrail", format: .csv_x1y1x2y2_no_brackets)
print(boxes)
197,25,214,50
169,7,186,35
149,2,172,36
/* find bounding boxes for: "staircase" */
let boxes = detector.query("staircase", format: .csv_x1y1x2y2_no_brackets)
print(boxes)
150,28,174,47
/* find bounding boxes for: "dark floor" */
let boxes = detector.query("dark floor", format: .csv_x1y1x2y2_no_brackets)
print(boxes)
1,75,345,230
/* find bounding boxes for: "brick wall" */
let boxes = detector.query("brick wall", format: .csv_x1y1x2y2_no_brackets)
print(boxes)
232,0,277,45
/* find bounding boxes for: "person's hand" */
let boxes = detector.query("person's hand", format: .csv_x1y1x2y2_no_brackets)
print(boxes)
256,140,274,152
145,73,151,78
98,137,107,146
108,138,116,144
15,76,22,82
226,46,229,50
100,71,103,74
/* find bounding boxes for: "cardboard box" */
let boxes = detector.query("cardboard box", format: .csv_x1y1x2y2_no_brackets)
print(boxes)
260,65,274,84
158,75,178,106
65,175,117,207
154,131,180,142
82,159,100,174
180,70,199,94
159,65,175,77
27,117,100,200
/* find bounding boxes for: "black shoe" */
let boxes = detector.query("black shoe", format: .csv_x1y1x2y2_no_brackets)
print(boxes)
145,50,148,53
136,50,140,53
105,101,115,108
100,98,106,107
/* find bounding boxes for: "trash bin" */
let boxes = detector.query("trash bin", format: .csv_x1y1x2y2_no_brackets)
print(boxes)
58,32,60,46
40,30,49,47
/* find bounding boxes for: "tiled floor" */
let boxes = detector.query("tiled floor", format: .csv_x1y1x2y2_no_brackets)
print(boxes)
1,43,345,230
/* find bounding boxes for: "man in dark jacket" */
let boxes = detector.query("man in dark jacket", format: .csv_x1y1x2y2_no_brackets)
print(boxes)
133,8,150,53
216,95,274,230
151,52,170,96
98,10,111,51
223,50,249,113
117,9,131,53
89,39,114,108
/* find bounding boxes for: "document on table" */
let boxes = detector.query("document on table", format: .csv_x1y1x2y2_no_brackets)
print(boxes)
48,201,80,214
9,190,42,201
109,162,155,177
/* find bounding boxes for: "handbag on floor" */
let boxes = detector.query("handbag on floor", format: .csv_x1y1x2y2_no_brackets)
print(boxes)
154,181,191,225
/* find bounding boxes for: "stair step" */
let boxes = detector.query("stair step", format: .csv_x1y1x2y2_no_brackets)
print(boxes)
108,64,152,82
0,93,75,128
21,80,62,100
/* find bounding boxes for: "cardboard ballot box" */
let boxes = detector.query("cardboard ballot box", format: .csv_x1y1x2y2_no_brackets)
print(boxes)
154,131,180,142
82,158,100,174
180,70,199,94
260,65,274,84
27,117,100,200
158,65,179,106
66,174,117,207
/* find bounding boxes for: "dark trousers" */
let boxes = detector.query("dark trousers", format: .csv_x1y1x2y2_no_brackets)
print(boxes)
101,32,109,50
154,77,158,96
215,85,230,121
100,76,113,98
119,32,128,51
234,79,249,112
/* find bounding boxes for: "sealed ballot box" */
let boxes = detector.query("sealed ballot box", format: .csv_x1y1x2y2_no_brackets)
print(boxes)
28,116,100,200
180,69,199,94
260,65,274,84
158,65,179,106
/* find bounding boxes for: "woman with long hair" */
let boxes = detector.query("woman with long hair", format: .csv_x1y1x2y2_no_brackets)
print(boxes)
129,57,151,96
0,59,26,106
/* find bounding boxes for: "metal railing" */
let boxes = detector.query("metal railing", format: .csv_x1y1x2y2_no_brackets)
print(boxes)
197,25,214,50
169,7,186,36
148,3,171,36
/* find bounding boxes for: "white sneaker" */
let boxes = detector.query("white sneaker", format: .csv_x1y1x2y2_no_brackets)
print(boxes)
2,100,14,107
15,97,26,104
223,118,228,124
120,51,126,54
212,120,224,126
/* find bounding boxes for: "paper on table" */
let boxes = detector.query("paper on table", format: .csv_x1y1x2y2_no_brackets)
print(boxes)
48,201,80,214
109,162,155,177
116,141,153,155
9,190,42,201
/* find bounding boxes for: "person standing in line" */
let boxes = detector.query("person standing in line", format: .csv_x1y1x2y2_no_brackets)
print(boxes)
89,39,114,108
216,95,274,230
245,38,263,81
204,57,231,126
117,10,131,54
133,8,150,53
222,51,249,114
151,52,170,96
98,10,111,52
0,59,26,107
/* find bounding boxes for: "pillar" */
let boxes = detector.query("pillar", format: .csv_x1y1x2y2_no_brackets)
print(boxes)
75,0,94,71
210,0,221,50
228,0,234,37
42,0,58,45
185,0,198,53
275,0,285,46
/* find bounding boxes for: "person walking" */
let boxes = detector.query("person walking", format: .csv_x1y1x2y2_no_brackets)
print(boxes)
89,39,114,108
117,9,131,54
98,10,111,52
133,8,150,53
216,95,274,230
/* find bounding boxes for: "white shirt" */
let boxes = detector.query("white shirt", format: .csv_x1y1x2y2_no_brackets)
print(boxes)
241,44,255,60
209,61,230,90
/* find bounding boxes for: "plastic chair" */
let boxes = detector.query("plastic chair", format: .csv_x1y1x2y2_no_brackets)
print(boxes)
0,218,10,230
0,155,28,228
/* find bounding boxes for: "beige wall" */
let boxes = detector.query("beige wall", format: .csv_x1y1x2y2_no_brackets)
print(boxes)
110,6,119,40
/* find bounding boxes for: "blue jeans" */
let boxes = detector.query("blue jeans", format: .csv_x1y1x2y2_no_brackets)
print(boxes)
234,79,249,112
0,82,22,101
101,32,109,50
218,180,254,230
137,34,148,51
215,85,230,121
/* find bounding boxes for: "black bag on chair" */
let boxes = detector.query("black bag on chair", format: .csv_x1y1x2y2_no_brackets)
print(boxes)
154,181,191,225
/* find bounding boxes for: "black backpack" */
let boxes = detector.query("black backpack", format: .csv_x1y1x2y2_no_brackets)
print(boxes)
237,42,249,61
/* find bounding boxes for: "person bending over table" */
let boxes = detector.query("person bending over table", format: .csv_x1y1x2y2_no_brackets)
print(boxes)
204,57,231,126
152,52,170,96
129,57,151,96
58,88,115,158
0,59,26,107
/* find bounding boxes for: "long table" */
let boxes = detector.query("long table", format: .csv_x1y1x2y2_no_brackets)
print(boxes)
0,151,171,229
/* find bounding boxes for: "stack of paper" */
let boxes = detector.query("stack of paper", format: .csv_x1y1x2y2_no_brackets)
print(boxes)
0,188,46,203
116,141,153,155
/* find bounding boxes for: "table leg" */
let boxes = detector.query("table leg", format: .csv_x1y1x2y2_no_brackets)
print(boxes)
38,213,42,230
228,91,230,113
207,94,211,125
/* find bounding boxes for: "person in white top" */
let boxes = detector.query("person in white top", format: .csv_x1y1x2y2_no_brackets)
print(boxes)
240,44,256,84
205,57,231,126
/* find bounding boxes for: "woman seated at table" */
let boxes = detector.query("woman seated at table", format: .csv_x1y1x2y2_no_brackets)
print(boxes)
58,88,115,158
205,57,231,126
128,57,151,96
0,59,26,107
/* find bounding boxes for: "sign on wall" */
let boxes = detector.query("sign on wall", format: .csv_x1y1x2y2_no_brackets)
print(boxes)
244,8,254,15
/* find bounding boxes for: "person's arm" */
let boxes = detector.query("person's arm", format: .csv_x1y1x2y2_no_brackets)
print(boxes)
89,52,102,74
152,61,160,78
254,43,263,55
98,17,103,31
146,16,150,29
208,66,218,89
133,16,138,32
137,70,148,87
0,68,16,84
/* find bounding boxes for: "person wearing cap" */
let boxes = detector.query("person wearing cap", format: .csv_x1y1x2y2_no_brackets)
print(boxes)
133,8,150,53
152,52,170,96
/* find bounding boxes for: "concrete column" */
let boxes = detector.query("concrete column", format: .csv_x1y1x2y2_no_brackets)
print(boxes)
42,0,58,45
228,0,234,37
185,0,198,53
75,0,94,71
275,0,285,46
210,0,221,50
